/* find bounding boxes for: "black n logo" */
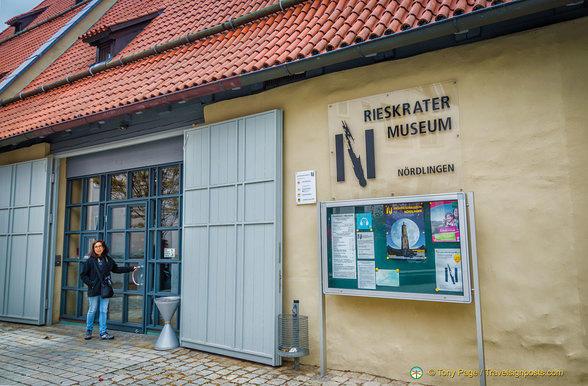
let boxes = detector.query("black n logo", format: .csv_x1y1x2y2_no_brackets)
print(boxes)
335,121,375,187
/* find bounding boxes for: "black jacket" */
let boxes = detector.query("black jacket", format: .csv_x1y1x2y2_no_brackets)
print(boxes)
80,255,133,297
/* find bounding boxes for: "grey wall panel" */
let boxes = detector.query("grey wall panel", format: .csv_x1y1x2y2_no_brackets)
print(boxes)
0,158,50,325
207,225,237,348
244,182,275,222
210,121,238,185
183,190,209,226
182,110,282,366
7,235,26,317
66,136,183,178
184,129,209,189
210,187,236,224
0,166,11,208
181,226,208,342
242,224,274,356
14,163,32,207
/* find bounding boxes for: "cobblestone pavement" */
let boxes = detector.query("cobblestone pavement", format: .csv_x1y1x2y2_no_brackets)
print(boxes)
0,322,429,386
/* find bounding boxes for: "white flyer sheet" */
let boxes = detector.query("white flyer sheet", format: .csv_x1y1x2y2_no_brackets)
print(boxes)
331,213,357,279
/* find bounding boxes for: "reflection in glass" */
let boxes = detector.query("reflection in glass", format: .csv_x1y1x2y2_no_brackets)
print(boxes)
111,261,123,290
69,207,81,231
130,232,145,259
64,290,77,315
158,263,179,293
86,205,99,230
108,296,123,322
83,237,96,259
131,170,149,198
160,198,179,227
110,233,125,259
130,205,145,228
86,177,101,202
160,230,179,259
111,207,126,229
110,174,127,200
70,179,82,204
160,166,180,195
67,234,80,259
128,295,143,324
66,263,79,287
82,294,88,317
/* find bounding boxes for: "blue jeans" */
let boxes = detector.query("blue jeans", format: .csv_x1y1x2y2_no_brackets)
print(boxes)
86,296,109,335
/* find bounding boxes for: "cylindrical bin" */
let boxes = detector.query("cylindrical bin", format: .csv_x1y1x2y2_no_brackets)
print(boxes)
278,313,309,370
154,296,180,350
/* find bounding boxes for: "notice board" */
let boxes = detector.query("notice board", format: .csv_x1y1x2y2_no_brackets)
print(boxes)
319,192,472,303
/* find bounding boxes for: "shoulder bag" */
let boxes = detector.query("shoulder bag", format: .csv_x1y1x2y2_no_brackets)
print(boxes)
92,258,114,299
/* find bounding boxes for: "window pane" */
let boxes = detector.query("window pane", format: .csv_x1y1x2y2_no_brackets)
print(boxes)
160,198,179,227
86,205,99,230
86,177,101,202
110,233,124,259
108,297,123,322
158,263,179,293
110,174,127,200
70,179,82,204
64,290,77,316
83,237,96,259
111,261,124,290
129,232,145,259
160,166,179,195
68,207,81,231
66,262,79,287
160,230,179,260
111,207,126,229
130,205,145,228
131,170,149,198
128,295,143,324
67,234,80,259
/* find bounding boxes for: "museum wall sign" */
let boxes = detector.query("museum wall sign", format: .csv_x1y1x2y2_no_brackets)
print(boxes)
328,81,462,199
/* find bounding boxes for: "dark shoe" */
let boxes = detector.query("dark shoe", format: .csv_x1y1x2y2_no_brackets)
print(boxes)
99,333,114,340
84,330,92,340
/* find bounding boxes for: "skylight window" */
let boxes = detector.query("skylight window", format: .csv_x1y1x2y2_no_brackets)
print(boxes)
83,11,160,64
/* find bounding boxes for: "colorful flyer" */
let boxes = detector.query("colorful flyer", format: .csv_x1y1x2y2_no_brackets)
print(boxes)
430,200,460,242
385,203,426,260
435,249,463,292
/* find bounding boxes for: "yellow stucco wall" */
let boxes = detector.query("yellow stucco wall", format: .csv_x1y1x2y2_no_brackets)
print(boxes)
0,143,49,165
205,17,588,385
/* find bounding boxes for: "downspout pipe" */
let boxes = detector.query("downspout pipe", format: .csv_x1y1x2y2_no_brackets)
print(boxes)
0,0,580,147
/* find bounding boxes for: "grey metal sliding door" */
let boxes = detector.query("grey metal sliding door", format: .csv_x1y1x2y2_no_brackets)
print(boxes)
0,159,52,324
181,110,282,365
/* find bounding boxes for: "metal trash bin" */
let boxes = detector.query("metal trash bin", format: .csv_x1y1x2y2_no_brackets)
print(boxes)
154,296,180,350
278,300,309,370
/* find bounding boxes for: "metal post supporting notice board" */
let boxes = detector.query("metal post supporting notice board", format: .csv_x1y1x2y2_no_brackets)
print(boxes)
318,204,327,377
468,192,486,386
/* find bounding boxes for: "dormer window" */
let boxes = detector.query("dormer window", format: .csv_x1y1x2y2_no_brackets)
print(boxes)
83,11,160,64
8,7,47,34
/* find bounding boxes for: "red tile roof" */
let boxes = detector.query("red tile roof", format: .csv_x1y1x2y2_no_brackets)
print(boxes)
0,0,85,81
1,0,516,141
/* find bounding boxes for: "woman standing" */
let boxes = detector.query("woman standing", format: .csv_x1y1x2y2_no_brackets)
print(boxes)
80,240,137,340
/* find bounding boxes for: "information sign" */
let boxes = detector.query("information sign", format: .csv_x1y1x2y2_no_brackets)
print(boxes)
319,192,472,303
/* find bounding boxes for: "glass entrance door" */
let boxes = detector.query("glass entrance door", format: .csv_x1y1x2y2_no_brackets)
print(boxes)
61,163,182,334
106,202,147,332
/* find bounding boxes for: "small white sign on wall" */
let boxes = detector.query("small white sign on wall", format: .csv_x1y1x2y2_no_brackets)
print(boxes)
296,170,317,205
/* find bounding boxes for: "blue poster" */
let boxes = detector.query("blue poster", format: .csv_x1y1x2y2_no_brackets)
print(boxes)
385,203,426,260
356,213,372,230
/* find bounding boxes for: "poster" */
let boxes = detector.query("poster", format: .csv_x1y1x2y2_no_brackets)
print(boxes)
435,248,463,292
430,200,460,242
385,203,426,260
331,213,357,279
356,232,375,259
296,170,317,204
357,260,376,289
376,269,399,287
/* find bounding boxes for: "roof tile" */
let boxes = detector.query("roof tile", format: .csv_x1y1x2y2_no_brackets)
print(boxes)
1,0,516,140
